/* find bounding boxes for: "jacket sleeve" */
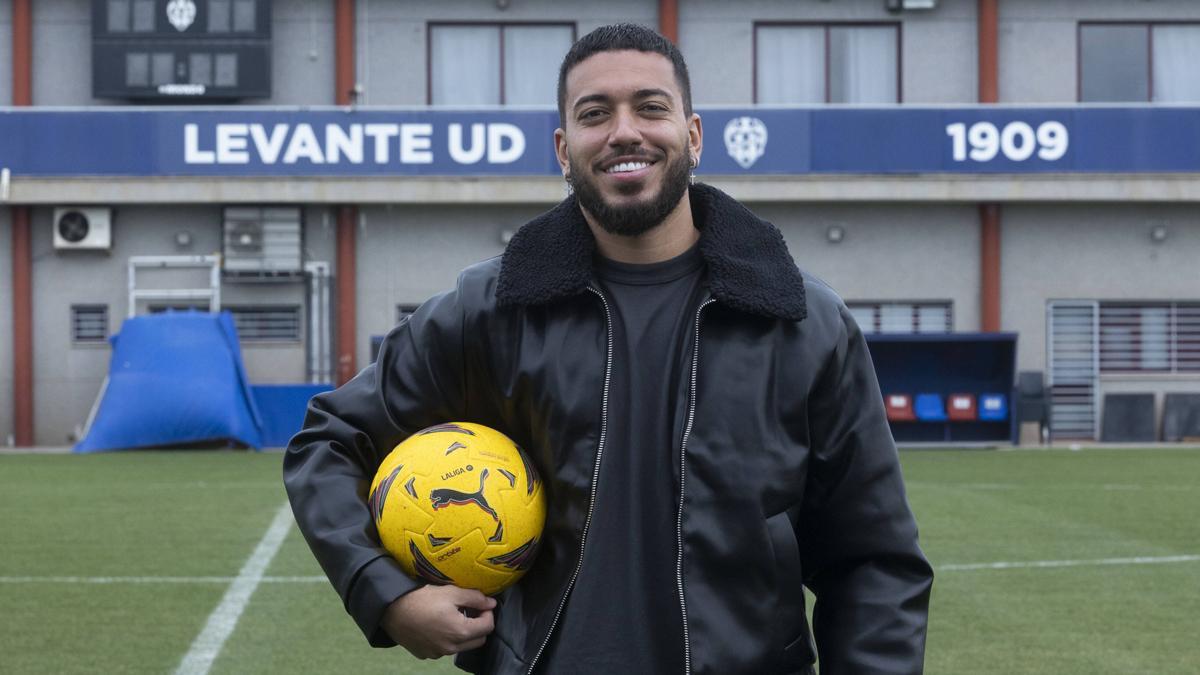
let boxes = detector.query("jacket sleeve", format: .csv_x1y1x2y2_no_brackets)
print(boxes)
797,304,934,674
282,287,469,647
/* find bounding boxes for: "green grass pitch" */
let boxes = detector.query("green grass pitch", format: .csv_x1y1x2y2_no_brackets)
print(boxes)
1,448,1197,674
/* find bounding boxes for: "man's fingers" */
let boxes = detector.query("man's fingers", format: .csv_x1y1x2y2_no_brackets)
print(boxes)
466,608,495,634
454,608,495,642
448,586,497,611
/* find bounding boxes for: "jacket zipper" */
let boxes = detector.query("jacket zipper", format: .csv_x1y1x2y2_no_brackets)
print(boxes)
677,297,715,674
525,286,615,675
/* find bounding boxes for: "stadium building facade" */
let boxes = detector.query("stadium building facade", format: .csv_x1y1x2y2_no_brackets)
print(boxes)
3,0,1200,446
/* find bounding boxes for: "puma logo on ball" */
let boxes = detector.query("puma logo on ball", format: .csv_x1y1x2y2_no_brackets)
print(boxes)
429,468,498,522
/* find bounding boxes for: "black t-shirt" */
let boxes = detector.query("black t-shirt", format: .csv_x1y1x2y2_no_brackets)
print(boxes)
536,244,707,674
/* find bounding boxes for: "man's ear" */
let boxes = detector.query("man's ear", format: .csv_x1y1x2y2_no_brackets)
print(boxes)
554,128,570,178
688,113,703,167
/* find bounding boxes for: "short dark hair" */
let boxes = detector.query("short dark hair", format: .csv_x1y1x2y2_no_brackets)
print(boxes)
556,23,693,126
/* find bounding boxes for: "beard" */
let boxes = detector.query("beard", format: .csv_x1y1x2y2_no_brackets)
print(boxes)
567,148,691,237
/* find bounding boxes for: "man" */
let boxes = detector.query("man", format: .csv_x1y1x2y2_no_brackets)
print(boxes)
284,23,932,675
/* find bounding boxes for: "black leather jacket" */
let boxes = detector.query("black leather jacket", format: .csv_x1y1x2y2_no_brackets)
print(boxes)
283,184,932,675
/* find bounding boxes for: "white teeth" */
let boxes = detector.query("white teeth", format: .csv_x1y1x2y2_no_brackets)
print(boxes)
607,161,650,174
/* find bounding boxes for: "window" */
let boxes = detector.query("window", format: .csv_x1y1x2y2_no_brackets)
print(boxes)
1079,23,1200,102
428,23,575,105
209,0,231,32
847,302,952,334
152,52,175,86
215,53,239,87
72,305,109,343
126,53,149,86
229,306,301,342
106,0,156,33
1099,302,1200,373
190,53,213,86
148,305,302,342
233,0,257,32
107,0,130,32
755,23,900,104
206,0,258,32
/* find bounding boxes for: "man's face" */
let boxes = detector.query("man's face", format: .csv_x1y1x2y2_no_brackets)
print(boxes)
555,50,702,237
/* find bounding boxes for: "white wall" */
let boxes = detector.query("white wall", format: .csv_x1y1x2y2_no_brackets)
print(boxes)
354,203,551,367
31,0,110,106
754,202,981,331
272,0,335,105
1002,204,1200,374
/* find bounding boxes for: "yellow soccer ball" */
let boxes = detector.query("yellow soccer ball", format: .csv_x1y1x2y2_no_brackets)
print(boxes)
369,422,546,596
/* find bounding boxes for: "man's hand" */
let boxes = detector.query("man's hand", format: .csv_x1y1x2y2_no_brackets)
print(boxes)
382,584,497,659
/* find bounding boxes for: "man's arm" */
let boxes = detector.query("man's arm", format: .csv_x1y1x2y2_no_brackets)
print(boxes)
282,287,480,648
799,304,934,675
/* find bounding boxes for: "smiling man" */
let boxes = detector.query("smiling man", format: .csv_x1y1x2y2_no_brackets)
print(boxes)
285,23,932,675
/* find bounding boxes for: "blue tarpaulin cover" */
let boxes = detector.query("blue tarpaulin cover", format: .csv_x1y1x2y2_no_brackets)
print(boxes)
251,384,334,448
75,311,265,452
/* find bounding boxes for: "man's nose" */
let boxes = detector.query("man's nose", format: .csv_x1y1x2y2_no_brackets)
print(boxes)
608,108,643,147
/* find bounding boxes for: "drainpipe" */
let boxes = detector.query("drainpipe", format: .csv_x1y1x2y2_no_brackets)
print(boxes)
658,0,678,43
335,0,358,385
978,0,1001,332
11,0,33,445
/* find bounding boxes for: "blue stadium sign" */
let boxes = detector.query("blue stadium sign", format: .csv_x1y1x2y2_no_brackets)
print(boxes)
1,107,1199,176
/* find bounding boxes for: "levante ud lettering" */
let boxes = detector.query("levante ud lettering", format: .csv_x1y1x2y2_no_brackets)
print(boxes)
182,122,527,165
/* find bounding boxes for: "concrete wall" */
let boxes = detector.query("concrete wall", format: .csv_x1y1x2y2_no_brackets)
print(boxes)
1002,204,1200,374
999,0,1200,102
0,0,11,105
27,204,329,443
681,0,977,105
31,0,110,106
272,0,335,105
354,203,549,367
0,208,12,444
754,202,980,331
355,0,655,106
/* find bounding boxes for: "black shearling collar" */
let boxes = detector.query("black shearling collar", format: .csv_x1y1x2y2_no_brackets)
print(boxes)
496,183,807,321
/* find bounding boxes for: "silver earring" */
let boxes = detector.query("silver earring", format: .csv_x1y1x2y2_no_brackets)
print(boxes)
689,156,697,184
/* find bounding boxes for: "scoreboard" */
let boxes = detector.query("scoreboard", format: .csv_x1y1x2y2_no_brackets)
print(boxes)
92,0,272,101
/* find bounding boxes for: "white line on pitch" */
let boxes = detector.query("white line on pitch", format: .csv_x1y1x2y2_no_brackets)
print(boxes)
907,482,1195,491
173,502,295,675
938,554,1200,572
0,575,326,584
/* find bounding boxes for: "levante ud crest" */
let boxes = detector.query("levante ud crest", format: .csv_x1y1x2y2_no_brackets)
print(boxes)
166,0,197,32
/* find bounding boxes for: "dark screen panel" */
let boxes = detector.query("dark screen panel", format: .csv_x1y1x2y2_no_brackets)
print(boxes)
92,0,271,101
94,0,270,38
94,43,270,99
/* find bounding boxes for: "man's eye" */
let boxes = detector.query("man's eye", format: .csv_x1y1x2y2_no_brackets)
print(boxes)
579,109,606,121
642,103,669,113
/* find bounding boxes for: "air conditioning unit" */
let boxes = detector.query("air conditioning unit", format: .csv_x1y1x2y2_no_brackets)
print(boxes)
226,221,265,256
53,207,112,251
